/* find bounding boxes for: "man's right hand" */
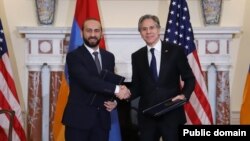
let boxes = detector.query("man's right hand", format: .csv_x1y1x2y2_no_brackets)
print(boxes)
115,85,131,100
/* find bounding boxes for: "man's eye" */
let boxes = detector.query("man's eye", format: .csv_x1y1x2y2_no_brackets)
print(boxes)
86,29,92,32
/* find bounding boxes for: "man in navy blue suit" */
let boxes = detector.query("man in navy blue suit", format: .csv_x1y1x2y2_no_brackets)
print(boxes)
130,14,195,141
62,18,130,141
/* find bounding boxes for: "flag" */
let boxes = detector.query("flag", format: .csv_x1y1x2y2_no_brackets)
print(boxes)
0,19,27,141
164,0,213,124
53,0,122,141
240,65,250,124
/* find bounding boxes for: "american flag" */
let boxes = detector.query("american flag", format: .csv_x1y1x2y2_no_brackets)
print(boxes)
0,19,27,141
164,0,213,124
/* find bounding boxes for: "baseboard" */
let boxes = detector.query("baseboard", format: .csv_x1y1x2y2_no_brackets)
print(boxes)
230,110,240,124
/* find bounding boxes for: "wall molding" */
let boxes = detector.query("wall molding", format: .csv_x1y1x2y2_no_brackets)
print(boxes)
17,26,241,80
17,26,241,35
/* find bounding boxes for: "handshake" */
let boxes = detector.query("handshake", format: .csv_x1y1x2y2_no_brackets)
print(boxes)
115,85,131,100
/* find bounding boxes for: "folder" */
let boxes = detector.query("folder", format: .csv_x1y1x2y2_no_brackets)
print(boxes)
142,97,187,117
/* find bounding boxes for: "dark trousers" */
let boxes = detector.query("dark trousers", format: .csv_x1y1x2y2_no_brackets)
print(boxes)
65,125,109,141
139,118,179,141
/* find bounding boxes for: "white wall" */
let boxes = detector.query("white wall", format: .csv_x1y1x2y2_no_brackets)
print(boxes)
1,0,249,120
231,0,250,112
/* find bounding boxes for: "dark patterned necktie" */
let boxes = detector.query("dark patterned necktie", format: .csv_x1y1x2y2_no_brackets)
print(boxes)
150,48,158,81
93,51,102,74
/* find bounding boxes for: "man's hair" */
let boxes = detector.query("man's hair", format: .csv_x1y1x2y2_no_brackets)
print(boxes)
138,14,161,32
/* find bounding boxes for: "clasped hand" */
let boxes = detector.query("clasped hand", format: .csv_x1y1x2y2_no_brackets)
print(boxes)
115,85,131,100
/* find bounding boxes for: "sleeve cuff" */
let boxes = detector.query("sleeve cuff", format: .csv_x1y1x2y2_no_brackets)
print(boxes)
114,85,120,94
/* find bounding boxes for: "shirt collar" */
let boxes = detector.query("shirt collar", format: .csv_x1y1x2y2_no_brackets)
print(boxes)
147,39,161,52
85,44,100,55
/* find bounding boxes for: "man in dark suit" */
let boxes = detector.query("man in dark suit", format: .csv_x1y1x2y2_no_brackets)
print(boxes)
62,18,130,141
130,14,195,141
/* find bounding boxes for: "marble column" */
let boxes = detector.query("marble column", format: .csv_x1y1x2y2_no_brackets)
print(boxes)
216,71,230,124
27,70,42,141
27,68,63,141
49,71,62,141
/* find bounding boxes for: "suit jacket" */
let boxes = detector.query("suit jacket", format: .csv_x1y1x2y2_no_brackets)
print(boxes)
62,45,116,130
131,41,195,126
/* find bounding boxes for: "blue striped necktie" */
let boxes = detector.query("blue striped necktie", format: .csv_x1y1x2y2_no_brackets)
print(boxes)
150,48,158,81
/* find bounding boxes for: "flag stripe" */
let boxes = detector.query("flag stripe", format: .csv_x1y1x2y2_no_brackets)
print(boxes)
68,20,83,52
0,72,20,112
0,126,8,141
1,56,19,101
190,52,208,94
184,100,202,124
240,65,250,124
53,74,69,140
0,109,20,141
188,53,213,124
0,89,26,141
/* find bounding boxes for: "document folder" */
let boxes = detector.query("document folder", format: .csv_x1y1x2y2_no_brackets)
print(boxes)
142,98,187,117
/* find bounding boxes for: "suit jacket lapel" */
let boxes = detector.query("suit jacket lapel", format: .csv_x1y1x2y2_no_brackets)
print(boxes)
80,46,100,75
158,41,170,82
140,46,155,81
100,49,107,70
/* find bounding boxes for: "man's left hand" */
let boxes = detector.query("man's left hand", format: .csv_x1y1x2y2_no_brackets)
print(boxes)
104,100,117,112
